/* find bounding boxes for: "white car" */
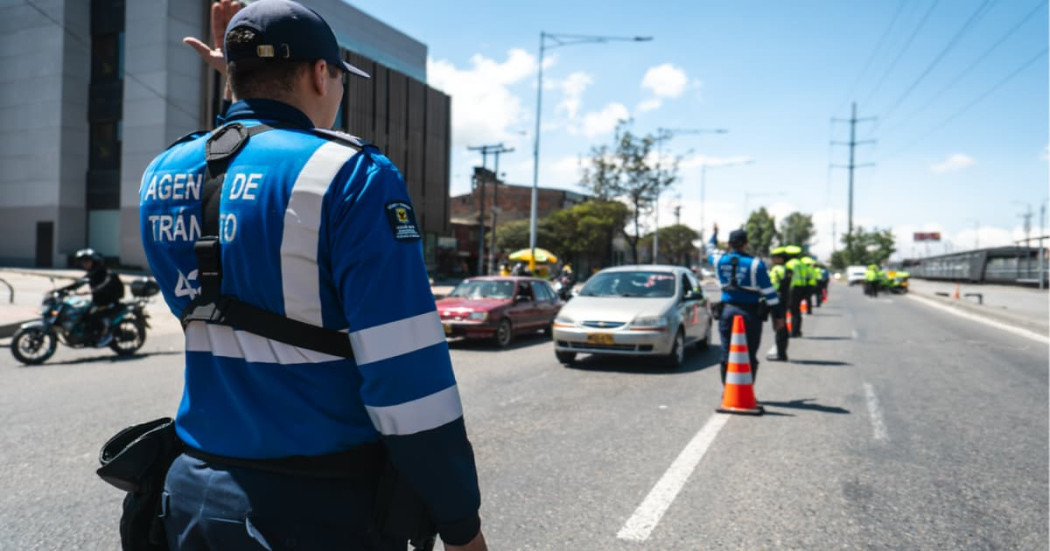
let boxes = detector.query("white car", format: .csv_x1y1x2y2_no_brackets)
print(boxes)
846,265,867,286
552,265,713,367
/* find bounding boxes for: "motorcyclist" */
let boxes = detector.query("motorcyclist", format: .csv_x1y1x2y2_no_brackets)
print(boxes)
556,263,575,299
62,248,124,345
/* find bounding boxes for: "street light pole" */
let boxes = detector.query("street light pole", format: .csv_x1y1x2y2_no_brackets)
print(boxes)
698,159,754,257
652,127,727,264
529,32,652,271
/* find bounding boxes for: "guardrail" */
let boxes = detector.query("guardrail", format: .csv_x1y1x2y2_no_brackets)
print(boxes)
0,277,12,304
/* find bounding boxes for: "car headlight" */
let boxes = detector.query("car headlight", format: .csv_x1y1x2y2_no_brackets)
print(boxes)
468,311,487,321
631,315,669,328
554,316,574,326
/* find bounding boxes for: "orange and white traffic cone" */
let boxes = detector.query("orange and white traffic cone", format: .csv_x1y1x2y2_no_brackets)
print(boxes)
801,299,809,314
953,283,960,300
822,288,828,303
717,315,764,415
786,311,793,334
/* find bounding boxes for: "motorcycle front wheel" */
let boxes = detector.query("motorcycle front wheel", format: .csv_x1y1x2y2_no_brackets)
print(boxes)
11,326,58,365
109,318,147,356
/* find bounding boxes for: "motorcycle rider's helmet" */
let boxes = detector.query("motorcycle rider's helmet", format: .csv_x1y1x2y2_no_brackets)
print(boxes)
74,248,103,268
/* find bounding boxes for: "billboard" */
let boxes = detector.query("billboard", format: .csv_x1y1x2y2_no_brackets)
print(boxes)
913,232,942,242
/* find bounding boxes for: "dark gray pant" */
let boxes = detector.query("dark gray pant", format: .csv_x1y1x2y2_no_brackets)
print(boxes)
163,454,403,550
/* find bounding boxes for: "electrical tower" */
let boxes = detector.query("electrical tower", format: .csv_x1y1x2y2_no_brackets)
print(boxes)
831,102,876,256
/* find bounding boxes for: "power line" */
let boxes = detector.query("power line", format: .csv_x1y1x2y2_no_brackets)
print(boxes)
880,0,1046,138
23,0,202,123
834,0,908,116
881,47,1048,162
861,0,942,108
872,0,997,131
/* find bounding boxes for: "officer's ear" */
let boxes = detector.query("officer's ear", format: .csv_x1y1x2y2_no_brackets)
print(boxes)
309,59,333,97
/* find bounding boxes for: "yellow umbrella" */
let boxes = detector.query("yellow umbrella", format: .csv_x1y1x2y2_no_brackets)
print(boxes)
507,248,558,264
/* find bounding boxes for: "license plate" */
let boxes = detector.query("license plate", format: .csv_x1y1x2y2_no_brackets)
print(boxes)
587,333,614,345
443,323,451,335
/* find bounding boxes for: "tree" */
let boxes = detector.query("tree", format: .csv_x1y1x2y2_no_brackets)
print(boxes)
744,208,778,257
546,200,630,268
640,224,700,266
778,212,815,248
580,120,680,264
829,226,896,269
495,219,553,255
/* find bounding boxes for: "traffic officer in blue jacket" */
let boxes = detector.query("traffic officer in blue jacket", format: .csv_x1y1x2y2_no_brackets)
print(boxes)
139,1,486,549
708,225,786,384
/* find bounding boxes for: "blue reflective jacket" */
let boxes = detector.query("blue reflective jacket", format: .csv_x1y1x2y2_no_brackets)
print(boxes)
139,99,479,540
708,232,783,316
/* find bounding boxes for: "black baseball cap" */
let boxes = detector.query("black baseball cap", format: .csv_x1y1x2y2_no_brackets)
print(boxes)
225,0,370,79
728,229,748,246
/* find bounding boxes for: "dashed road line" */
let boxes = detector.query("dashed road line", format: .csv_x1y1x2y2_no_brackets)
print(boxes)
617,413,730,542
863,382,888,442
907,294,1049,345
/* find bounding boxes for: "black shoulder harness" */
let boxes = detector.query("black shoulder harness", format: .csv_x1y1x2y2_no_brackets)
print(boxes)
179,122,355,359
724,255,761,296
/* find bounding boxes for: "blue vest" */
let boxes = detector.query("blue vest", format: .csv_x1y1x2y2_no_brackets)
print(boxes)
139,99,479,533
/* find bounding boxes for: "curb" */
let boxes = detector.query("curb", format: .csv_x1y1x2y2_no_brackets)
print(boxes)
909,288,1048,336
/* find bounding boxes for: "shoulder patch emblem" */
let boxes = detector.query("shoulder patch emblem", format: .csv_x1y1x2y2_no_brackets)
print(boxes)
385,201,421,241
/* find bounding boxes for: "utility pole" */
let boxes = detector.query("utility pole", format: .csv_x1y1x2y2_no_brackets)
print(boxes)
1040,202,1046,290
486,146,513,274
831,102,876,259
469,143,511,275
1020,203,1033,279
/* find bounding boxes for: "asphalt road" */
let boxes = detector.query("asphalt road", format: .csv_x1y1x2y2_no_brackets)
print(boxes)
0,284,1046,550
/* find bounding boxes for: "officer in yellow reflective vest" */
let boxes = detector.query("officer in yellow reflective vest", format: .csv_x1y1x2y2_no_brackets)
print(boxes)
801,256,818,314
767,247,792,361
784,246,806,337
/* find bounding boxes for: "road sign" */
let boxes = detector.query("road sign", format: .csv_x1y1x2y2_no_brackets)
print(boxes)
913,232,941,242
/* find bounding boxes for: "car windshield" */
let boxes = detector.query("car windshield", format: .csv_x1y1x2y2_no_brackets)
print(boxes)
449,280,516,300
578,271,676,298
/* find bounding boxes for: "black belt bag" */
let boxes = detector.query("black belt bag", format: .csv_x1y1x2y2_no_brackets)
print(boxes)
96,418,181,551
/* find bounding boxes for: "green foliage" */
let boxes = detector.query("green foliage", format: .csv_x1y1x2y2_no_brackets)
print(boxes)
830,226,896,269
744,208,778,257
580,120,680,264
640,224,700,266
546,200,631,267
495,219,550,253
778,212,815,248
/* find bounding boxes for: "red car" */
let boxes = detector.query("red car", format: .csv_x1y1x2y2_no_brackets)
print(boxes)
436,276,563,347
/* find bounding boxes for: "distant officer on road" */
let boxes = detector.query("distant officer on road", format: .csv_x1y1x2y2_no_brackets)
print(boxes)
709,225,786,384
801,256,818,313
767,247,792,361
865,264,880,297
139,1,486,549
784,246,806,337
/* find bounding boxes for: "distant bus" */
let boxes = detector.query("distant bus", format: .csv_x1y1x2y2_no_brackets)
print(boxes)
901,246,1047,286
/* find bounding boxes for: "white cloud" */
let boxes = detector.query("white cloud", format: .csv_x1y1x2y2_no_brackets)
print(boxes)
679,154,755,170
1042,145,1049,161
554,72,593,119
641,63,688,98
578,103,630,138
930,153,976,174
636,99,662,113
427,49,538,147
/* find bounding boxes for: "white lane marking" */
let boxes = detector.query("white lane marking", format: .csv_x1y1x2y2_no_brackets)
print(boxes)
907,294,1049,345
617,413,731,542
863,382,888,442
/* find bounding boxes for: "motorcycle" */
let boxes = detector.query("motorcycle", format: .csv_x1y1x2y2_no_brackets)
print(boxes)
10,277,159,365
552,275,576,301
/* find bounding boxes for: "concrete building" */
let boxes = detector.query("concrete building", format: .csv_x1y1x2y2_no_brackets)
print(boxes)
0,0,450,270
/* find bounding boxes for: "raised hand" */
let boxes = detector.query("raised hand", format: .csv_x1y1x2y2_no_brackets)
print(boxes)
183,0,242,76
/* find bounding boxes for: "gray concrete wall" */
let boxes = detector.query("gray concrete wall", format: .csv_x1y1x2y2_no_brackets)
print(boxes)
119,0,207,270
0,0,89,267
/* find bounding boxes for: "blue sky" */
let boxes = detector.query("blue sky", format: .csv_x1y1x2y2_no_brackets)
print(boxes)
348,0,1048,260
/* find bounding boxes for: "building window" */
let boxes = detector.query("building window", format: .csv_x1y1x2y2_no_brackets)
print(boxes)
91,32,124,83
